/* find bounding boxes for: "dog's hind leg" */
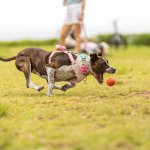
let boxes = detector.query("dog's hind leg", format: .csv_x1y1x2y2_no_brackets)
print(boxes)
53,83,76,91
54,85,62,90
16,58,44,91
46,67,55,96
61,83,76,91
28,65,44,91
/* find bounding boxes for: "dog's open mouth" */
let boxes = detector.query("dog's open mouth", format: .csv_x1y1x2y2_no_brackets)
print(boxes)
96,74,104,83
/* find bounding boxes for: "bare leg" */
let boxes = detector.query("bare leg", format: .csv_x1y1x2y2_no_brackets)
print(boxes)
73,23,81,53
60,24,72,46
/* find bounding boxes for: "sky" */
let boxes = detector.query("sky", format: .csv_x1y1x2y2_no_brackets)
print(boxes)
0,0,150,40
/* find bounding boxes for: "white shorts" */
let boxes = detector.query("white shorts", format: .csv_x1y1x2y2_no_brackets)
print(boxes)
64,3,82,25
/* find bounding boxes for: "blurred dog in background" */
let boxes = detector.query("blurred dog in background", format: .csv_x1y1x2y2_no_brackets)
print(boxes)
65,30,109,56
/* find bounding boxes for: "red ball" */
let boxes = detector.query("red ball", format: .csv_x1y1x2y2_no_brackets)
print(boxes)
106,78,116,86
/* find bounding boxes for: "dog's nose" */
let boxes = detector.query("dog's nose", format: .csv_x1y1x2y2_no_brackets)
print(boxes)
112,68,116,73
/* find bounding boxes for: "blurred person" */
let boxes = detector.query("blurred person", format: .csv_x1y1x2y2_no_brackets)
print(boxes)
111,19,128,49
59,0,85,53
111,19,122,48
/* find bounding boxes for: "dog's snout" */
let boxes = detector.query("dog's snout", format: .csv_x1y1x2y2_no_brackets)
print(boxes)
112,68,116,74
106,67,116,74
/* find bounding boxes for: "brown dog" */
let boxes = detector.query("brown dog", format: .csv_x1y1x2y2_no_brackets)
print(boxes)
0,48,116,96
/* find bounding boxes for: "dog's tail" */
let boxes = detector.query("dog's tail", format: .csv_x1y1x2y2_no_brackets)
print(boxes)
0,56,16,62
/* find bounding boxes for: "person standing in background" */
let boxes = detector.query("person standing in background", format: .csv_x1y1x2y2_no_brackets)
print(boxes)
59,0,85,53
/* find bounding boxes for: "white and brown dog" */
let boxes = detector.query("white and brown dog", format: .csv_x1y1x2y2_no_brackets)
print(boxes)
0,47,116,96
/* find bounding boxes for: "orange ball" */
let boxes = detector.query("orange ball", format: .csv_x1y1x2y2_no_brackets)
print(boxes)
106,78,116,86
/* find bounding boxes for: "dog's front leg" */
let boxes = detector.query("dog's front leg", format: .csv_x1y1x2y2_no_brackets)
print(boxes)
46,67,55,96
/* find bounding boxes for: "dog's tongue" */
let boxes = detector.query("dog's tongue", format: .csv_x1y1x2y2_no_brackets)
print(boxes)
97,74,103,83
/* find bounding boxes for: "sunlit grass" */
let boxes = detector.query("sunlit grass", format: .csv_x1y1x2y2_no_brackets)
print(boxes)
0,45,150,150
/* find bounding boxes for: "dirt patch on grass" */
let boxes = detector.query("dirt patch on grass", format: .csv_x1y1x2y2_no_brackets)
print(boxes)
116,142,133,150
48,141,80,149
130,91,150,98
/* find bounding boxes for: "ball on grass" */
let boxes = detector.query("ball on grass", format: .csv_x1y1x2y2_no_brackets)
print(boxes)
106,78,116,86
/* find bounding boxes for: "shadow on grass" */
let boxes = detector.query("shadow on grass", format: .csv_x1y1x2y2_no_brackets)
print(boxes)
0,103,8,117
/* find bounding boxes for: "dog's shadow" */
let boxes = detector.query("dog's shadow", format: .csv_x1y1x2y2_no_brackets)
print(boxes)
1,84,97,98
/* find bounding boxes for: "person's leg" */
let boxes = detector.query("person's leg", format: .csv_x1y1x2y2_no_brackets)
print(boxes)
73,23,81,53
60,24,72,46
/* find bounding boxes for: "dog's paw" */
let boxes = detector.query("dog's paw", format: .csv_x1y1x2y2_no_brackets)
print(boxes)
61,84,69,91
37,86,44,92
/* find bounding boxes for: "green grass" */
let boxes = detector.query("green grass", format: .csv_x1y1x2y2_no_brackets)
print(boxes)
0,45,150,150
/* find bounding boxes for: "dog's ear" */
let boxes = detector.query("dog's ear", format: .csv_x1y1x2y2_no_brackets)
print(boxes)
98,51,103,57
98,45,104,56
90,54,98,63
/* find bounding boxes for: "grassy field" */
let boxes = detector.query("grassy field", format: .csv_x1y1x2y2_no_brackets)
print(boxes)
0,45,150,150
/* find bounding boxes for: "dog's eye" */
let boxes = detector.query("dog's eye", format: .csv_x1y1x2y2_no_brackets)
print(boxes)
101,62,107,65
